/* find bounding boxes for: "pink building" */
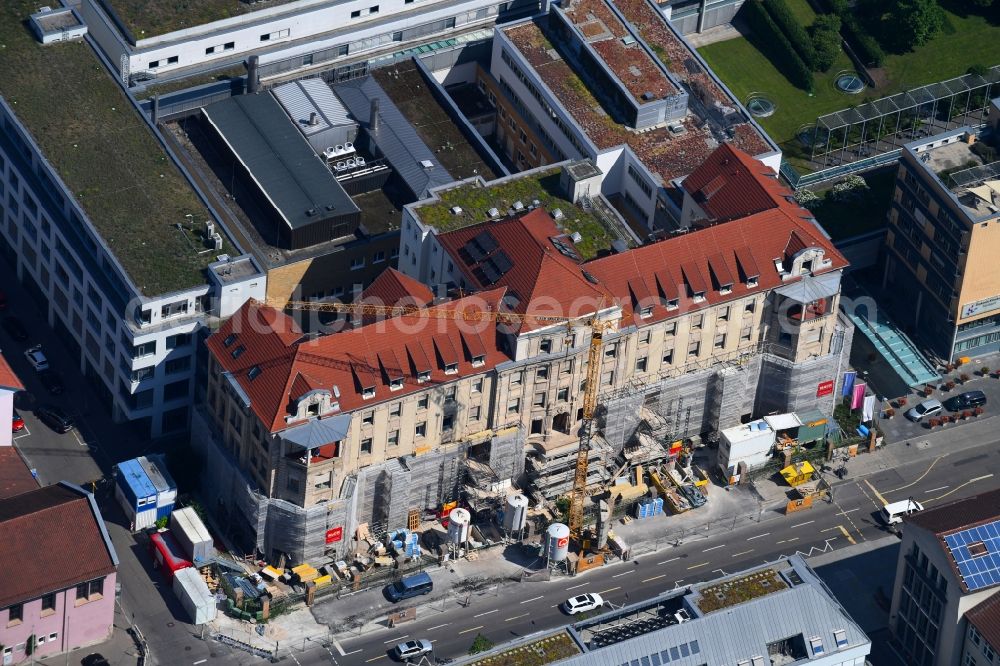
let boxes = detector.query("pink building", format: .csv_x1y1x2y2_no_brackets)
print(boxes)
0,352,23,448
0,482,118,664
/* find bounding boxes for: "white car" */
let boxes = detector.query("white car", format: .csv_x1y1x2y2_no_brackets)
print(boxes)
24,345,49,371
905,398,942,421
563,592,604,615
392,639,432,661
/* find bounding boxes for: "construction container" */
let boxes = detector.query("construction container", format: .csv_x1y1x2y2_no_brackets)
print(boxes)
115,458,158,531
546,523,570,562
448,508,470,545
502,494,529,533
137,455,177,519
170,507,213,564
149,530,192,582
172,566,217,625
780,461,816,487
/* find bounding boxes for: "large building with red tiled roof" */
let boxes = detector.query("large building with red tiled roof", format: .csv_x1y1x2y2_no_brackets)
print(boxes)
196,143,853,565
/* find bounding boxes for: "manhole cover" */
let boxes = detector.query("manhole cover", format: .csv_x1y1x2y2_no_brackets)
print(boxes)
746,94,776,118
185,646,192,651
836,72,865,94
166,622,175,628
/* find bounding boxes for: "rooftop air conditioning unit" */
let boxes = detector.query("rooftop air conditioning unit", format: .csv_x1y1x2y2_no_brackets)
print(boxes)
451,206,463,215
551,208,565,220
488,207,500,218
532,199,541,208
570,231,583,243
212,233,223,250
204,220,214,236
513,200,525,210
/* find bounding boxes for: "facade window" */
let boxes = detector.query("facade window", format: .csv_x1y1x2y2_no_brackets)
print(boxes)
389,402,401,417
7,603,23,623
536,366,549,380
362,410,374,425
165,356,191,375
604,343,617,357
539,338,552,353
75,578,104,602
558,387,569,401
718,306,730,321
635,357,648,372
373,250,386,263
351,9,361,17
691,314,703,330
361,438,373,454
260,28,289,41
562,360,573,374
533,392,545,407
688,340,700,357
388,430,399,446
445,362,458,374
392,31,403,42
415,421,427,437
663,348,674,364
351,257,366,270
511,371,523,385
508,398,520,413
41,593,56,613
470,405,481,420
833,630,848,648
714,333,726,349
745,300,756,314
665,322,677,336
809,638,824,655
640,331,651,345
418,395,429,410
472,378,483,393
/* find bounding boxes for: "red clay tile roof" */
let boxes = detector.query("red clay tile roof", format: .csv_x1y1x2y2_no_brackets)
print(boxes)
0,352,24,391
437,208,610,329
967,590,1000,651
210,292,514,432
0,447,38,500
0,483,116,608
358,268,434,308
682,143,784,224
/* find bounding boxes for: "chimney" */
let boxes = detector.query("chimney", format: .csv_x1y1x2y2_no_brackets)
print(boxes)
309,111,319,126
246,55,260,94
369,98,380,132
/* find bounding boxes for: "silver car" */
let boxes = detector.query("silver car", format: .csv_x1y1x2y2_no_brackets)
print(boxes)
393,639,432,661
905,398,943,421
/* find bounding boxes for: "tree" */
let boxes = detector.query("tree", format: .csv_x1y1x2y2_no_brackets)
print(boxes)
810,14,842,71
968,63,990,76
469,633,495,655
887,0,944,50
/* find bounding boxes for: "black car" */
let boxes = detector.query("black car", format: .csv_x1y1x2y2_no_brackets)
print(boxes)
36,404,74,433
944,390,987,411
1,315,28,342
38,370,65,395
81,655,110,666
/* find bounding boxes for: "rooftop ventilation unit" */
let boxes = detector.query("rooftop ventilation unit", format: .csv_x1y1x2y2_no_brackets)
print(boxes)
570,231,583,243
212,233,223,250
551,208,565,220
451,206,463,215
421,159,434,169
488,207,500,218
356,156,366,166
513,200,525,211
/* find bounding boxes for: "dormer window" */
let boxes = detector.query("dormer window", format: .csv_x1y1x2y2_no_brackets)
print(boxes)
362,385,376,400
248,365,262,381
692,291,706,304
665,298,679,310
774,259,786,274
390,378,404,391
746,275,759,288
417,371,431,383
639,306,653,319
719,282,733,296
231,345,246,359
472,354,485,367
223,333,237,348
444,362,458,375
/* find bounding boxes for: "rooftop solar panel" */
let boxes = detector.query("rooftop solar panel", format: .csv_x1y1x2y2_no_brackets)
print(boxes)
489,250,514,278
463,240,486,263
473,230,499,254
944,519,1000,591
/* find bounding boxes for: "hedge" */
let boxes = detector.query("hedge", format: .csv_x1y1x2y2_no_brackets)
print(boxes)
744,0,815,91
842,14,886,66
762,0,818,69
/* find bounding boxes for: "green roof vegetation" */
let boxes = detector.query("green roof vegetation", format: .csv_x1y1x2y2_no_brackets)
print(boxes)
465,632,580,666
0,0,229,295
810,168,896,240
101,0,298,39
696,569,788,613
412,169,616,259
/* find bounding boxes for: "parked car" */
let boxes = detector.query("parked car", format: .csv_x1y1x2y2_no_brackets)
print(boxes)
11,411,24,433
24,345,49,371
944,390,987,412
36,404,73,433
882,499,924,525
392,639,432,661
672,608,692,624
385,571,433,602
563,592,604,615
905,398,943,421
81,655,110,666
38,370,64,395
1,315,28,342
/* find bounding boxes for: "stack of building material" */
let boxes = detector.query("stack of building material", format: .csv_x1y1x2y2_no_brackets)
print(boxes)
636,497,664,519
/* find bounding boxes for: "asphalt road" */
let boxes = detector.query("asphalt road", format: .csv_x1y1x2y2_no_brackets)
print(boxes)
301,441,1000,666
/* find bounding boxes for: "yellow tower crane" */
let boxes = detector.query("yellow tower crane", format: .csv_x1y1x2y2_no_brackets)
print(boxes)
271,298,616,546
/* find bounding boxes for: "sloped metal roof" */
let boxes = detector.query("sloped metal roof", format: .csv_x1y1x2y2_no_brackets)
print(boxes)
272,78,356,137
332,76,454,200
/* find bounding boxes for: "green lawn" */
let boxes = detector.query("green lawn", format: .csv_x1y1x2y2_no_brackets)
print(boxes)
784,0,817,27
699,8,1000,170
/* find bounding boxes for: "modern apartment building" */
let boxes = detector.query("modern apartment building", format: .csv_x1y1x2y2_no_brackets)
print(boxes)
883,118,1000,362
0,483,119,665
195,143,853,564
889,487,1000,666
82,0,545,85
488,0,778,229
0,0,265,437
454,556,871,666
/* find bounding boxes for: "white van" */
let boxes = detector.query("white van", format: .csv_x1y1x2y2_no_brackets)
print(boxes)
882,499,924,525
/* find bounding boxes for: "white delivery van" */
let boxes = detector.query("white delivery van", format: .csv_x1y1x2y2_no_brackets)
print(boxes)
882,499,924,525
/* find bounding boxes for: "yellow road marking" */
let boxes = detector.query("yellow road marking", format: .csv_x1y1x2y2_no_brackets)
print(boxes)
458,626,485,635
365,656,388,663
926,474,994,503
838,525,856,545
885,455,945,494
642,574,668,583
686,562,710,570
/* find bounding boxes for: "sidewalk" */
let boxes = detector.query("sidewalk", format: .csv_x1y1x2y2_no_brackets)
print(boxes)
60,602,144,666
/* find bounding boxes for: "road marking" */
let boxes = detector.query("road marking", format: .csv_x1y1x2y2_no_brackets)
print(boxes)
520,595,544,604
658,557,681,565
926,474,994,502
886,455,944,493
332,640,361,656
838,525,857,545
612,570,634,578
566,582,589,590
426,624,449,631
702,544,725,552
384,635,408,643
457,626,484,635
686,562,710,570
836,508,860,515
365,656,387,663
791,520,815,527
193,661,207,665
731,549,754,558
820,526,841,533
775,537,800,544
642,574,668,583
72,430,87,447
747,533,770,541
596,586,621,594
505,613,530,622
924,485,949,494
864,479,889,506
474,609,500,618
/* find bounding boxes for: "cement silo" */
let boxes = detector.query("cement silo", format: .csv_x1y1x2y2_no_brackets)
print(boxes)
546,523,570,562
448,507,471,546
503,494,529,533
